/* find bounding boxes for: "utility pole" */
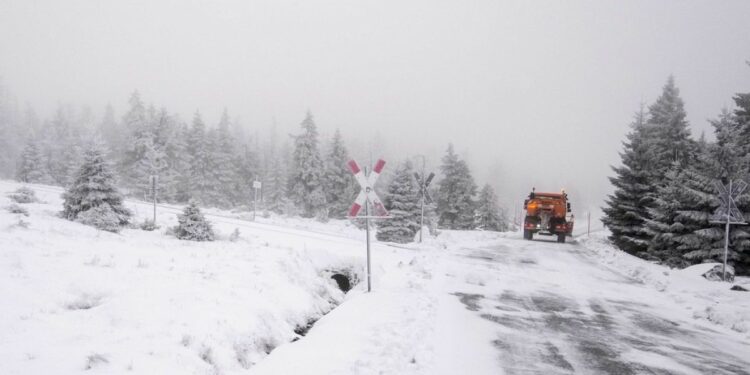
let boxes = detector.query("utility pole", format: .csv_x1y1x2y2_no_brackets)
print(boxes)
587,211,591,237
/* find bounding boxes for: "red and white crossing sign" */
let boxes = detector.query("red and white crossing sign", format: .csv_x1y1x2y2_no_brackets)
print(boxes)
347,159,388,218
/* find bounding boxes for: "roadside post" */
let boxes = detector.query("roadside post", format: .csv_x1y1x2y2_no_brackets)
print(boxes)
709,180,747,281
150,175,158,223
347,159,390,292
413,166,435,243
252,180,262,221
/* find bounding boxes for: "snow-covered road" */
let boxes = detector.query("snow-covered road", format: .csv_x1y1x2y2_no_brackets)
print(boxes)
437,236,750,375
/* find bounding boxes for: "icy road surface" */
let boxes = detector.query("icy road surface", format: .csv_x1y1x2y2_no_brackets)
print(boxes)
255,233,750,375
437,237,750,375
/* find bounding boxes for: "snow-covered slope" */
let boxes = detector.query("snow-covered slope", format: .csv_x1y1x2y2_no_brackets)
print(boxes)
0,180,368,374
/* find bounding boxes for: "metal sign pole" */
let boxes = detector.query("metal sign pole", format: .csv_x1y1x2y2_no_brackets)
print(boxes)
151,175,157,223
253,188,258,221
252,180,261,221
419,156,425,243
347,159,389,293
365,192,372,292
724,211,730,281
710,179,748,282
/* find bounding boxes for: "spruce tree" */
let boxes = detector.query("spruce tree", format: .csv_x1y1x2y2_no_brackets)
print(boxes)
376,160,420,243
211,109,240,208
436,144,477,229
289,111,326,218
323,129,356,219
17,139,51,183
119,92,151,191
728,89,750,275
186,112,212,204
602,107,655,255
475,184,506,232
266,154,288,214
98,104,122,154
174,200,214,241
645,164,694,267
170,121,193,203
647,76,694,183
61,141,131,232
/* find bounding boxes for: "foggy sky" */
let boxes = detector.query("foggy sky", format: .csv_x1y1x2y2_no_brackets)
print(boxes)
2,0,750,224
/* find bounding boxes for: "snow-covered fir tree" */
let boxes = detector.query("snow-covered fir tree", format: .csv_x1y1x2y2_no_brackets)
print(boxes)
436,144,477,229
602,107,655,256
16,139,51,183
727,89,750,275
209,109,240,208
119,92,151,191
169,120,193,203
186,112,213,205
0,81,18,178
376,160,421,243
61,141,131,232
266,139,291,214
234,144,259,206
475,184,507,232
323,129,355,219
174,200,215,241
289,111,327,218
98,104,122,154
645,162,701,267
646,76,695,184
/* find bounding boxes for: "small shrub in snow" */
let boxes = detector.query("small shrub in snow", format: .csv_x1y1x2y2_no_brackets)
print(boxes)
174,201,214,241
703,264,735,282
84,353,108,370
5,203,29,216
12,218,30,229
229,228,240,242
8,187,38,204
75,204,123,233
139,219,159,231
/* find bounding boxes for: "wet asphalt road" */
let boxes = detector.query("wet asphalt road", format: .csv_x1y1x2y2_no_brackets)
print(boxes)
448,236,750,375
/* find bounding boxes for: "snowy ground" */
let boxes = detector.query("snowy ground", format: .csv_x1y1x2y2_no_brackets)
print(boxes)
2,180,749,374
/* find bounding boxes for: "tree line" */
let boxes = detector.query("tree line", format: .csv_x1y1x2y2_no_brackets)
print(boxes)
603,74,750,275
0,87,509,242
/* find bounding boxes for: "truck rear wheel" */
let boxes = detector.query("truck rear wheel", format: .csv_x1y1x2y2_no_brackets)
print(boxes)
524,230,533,240
557,234,565,243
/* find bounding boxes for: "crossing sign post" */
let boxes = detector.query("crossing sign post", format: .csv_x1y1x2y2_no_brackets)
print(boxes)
252,180,262,221
348,158,390,292
709,179,747,281
414,171,435,243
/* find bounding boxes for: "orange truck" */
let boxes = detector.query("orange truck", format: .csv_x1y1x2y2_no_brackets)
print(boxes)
523,189,574,243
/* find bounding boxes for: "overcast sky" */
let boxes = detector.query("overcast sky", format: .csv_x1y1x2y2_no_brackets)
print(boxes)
1,0,749,221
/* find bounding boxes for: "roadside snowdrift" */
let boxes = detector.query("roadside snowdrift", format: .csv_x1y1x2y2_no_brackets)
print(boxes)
578,231,750,337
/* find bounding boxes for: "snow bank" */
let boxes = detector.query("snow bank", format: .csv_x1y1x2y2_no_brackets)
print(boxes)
0,180,365,374
577,231,750,338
